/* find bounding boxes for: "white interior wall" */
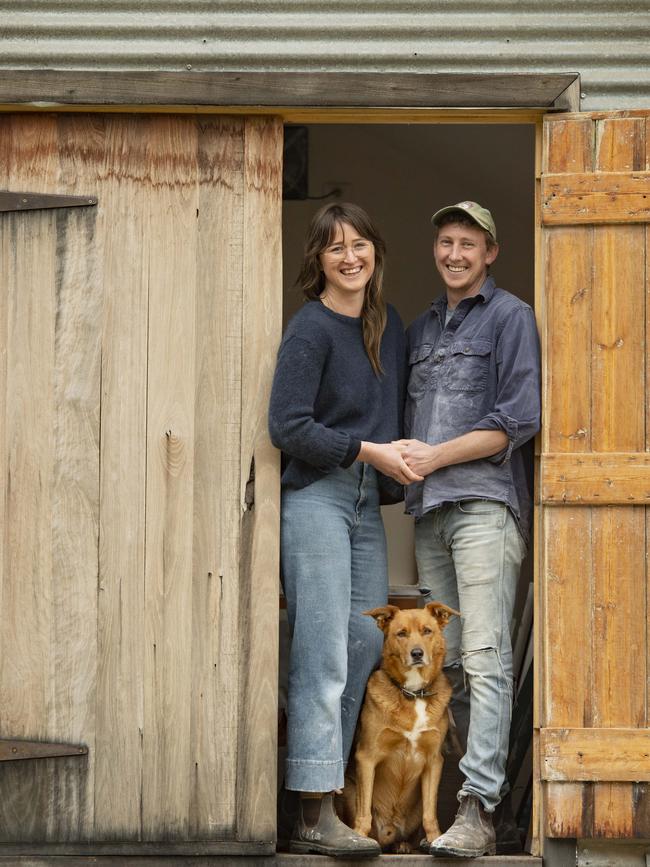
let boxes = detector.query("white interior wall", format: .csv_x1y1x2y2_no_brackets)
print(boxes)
282,123,536,587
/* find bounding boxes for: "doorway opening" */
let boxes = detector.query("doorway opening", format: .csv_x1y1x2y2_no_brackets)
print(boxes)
279,120,537,853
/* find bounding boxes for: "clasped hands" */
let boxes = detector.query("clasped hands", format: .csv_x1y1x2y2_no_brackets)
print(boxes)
361,438,436,485
392,438,438,479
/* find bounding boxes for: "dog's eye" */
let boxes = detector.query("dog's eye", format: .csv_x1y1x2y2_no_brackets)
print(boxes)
422,627,433,635
396,629,408,638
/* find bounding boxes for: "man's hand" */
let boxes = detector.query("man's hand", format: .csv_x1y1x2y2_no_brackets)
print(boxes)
392,439,439,477
393,430,510,478
357,441,424,485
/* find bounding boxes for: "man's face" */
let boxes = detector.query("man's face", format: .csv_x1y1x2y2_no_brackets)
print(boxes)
433,221,498,300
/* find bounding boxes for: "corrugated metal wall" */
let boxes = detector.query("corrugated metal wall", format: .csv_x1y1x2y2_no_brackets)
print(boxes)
0,1,648,112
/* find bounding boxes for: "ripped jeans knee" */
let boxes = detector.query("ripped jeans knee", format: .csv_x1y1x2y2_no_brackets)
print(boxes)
456,646,514,809
461,645,513,714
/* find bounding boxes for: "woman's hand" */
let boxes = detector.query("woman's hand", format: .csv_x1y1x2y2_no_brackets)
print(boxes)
391,439,439,477
357,441,423,485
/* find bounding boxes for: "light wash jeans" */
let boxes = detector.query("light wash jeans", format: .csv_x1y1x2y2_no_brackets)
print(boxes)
415,499,527,812
281,463,388,792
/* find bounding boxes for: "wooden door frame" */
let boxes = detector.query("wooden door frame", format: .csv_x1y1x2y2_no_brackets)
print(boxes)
0,69,579,114
0,71,571,860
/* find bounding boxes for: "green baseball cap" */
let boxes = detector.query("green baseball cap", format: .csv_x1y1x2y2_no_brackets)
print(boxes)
431,201,497,242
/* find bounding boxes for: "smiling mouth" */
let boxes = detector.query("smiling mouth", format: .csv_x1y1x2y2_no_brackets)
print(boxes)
341,266,363,275
447,265,467,272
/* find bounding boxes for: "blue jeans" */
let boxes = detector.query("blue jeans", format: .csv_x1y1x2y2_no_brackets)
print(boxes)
281,463,388,792
415,499,526,812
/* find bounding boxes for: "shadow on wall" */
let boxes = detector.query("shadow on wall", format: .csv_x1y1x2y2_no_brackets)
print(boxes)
282,123,536,328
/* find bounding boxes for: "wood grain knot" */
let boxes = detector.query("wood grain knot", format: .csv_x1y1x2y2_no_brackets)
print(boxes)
159,427,187,476
570,287,588,304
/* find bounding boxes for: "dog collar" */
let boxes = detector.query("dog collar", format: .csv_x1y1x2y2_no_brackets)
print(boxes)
388,675,435,700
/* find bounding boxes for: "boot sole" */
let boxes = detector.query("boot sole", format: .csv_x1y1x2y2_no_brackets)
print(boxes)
431,842,497,858
289,840,380,859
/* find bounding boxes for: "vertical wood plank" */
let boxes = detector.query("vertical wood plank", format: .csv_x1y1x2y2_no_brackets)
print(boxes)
0,121,8,821
591,116,646,836
591,507,645,836
637,502,650,835
592,117,645,455
542,116,593,455
543,230,592,453
647,114,650,454
541,114,595,838
46,115,103,840
544,117,594,174
591,218,645,451
542,507,592,837
142,116,199,839
0,115,61,840
236,116,283,841
635,117,650,837
189,116,244,837
95,115,149,838
0,114,103,843
0,117,11,792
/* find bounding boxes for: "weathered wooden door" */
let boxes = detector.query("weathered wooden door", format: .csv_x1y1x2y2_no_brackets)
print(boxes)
0,113,281,854
539,109,650,841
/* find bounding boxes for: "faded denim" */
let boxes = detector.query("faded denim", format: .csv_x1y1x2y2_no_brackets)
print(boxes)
415,499,526,811
281,463,388,792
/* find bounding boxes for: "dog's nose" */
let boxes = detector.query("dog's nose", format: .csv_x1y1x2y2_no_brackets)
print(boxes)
411,647,424,661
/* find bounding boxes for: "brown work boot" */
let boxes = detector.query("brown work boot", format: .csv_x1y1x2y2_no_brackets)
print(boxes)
289,793,381,859
428,794,496,858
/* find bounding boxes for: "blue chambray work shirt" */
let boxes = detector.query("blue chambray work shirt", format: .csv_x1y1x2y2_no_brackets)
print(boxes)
404,276,541,544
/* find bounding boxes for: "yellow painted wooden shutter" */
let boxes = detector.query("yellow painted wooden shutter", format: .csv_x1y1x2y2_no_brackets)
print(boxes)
540,109,650,838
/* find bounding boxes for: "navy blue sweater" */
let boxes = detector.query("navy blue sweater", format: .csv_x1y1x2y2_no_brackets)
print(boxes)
268,300,407,504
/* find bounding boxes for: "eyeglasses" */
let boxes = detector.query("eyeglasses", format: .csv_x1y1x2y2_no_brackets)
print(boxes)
322,240,373,260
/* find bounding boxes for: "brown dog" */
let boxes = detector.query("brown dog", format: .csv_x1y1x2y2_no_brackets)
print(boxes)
340,602,458,853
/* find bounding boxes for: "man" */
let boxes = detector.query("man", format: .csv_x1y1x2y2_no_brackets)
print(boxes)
393,201,540,859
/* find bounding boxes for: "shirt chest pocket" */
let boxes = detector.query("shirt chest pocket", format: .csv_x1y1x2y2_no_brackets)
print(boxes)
445,339,492,393
407,343,436,398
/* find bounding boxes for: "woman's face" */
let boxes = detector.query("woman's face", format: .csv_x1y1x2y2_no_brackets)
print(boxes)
319,221,376,300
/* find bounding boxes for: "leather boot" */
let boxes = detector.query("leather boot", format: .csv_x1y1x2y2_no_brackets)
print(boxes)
429,794,496,858
289,792,381,859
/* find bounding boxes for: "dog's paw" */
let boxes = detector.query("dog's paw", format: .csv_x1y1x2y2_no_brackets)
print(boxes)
394,841,412,854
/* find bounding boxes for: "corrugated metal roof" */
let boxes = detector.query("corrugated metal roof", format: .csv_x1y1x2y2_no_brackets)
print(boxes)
0,1,648,111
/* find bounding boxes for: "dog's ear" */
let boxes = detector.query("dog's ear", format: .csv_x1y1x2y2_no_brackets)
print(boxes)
364,605,401,632
425,601,461,630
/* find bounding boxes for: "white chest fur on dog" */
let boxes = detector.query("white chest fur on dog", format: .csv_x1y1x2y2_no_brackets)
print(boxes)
401,671,433,750
403,698,429,750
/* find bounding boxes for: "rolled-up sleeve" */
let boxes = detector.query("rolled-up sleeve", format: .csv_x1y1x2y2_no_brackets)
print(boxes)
268,335,360,471
472,306,541,464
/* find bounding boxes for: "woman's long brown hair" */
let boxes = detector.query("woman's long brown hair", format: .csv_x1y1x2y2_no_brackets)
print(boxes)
296,202,387,376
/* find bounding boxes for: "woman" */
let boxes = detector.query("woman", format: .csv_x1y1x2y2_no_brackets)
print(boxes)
269,202,421,857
